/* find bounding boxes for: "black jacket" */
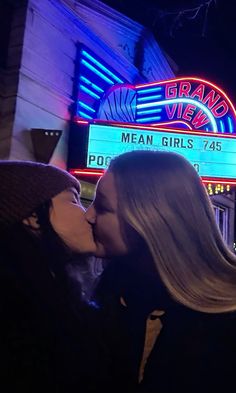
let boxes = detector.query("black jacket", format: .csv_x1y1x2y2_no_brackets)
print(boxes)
95,258,236,393
0,230,116,393
139,306,236,393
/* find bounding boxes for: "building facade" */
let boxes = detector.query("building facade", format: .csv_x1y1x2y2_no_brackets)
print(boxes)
0,0,234,248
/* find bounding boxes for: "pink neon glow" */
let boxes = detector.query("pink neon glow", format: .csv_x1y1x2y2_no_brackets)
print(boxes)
70,163,236,184
151,120,193,130
76,120,89,125
69,169,236,185
202,179,236,185
135,77,236,116
70,169,104,176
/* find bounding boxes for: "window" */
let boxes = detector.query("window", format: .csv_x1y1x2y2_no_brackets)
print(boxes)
213,204,228,242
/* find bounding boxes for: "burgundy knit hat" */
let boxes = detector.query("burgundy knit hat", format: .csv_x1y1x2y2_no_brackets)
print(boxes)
0,160,81,227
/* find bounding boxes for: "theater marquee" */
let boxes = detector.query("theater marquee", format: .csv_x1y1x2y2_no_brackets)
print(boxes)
69,121,236,185
70,67,236,187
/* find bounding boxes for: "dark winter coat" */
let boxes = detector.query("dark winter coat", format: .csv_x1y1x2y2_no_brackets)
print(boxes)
94,258,236,393
0,228,117,393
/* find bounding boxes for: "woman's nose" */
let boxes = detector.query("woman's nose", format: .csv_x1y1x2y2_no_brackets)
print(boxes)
85,205,96,224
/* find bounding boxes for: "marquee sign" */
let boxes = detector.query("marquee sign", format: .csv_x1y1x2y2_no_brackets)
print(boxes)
69,121,236,184
99,78,236,133
71,46,236,188
74,46,236,133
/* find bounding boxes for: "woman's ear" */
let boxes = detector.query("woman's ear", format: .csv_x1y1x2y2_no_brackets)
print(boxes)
22,212,41,230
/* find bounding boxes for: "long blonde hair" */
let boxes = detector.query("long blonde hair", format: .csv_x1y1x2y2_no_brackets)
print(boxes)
109,150,236,313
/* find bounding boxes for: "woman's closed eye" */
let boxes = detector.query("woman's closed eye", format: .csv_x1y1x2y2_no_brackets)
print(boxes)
94,200,113,214
68,188,82,205
94,202,106,213
72,195,80,204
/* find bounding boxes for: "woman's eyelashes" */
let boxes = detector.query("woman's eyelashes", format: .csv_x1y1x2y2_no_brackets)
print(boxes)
72,195,80,204
94,201,106,213
70,189,81,204
94,200,112,214
68,194,83,209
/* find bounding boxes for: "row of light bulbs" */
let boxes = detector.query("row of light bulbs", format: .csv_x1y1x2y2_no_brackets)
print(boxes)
206,184,231,196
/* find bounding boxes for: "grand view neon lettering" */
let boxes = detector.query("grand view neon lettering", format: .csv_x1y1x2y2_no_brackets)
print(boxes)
164,82,229,129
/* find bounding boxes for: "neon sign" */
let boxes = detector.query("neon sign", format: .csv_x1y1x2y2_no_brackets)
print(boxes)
71,47,236,190
135,78,236,132
68,121,236,184
98,78,236,132
74,45,127,120
74,48,236,133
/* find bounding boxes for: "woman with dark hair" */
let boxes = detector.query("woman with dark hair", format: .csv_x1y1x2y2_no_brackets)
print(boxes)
86,150,236,393
0,160,112,393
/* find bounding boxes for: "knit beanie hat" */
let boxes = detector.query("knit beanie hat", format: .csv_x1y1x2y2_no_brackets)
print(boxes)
0,160,81,227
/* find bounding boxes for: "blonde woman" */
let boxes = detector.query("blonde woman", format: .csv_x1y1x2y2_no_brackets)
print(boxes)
86,150,236,393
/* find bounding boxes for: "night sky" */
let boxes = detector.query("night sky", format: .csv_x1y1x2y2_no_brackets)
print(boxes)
103,0,236,103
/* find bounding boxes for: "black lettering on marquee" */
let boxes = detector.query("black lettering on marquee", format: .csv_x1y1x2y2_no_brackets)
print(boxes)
121,132,153,145
162,136,194,149
88,154,111,167
203,140,222,151
121,132,130,143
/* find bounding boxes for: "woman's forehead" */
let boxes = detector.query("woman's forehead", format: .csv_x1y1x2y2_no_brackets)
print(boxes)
95,172,118,204
97,172,115,192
